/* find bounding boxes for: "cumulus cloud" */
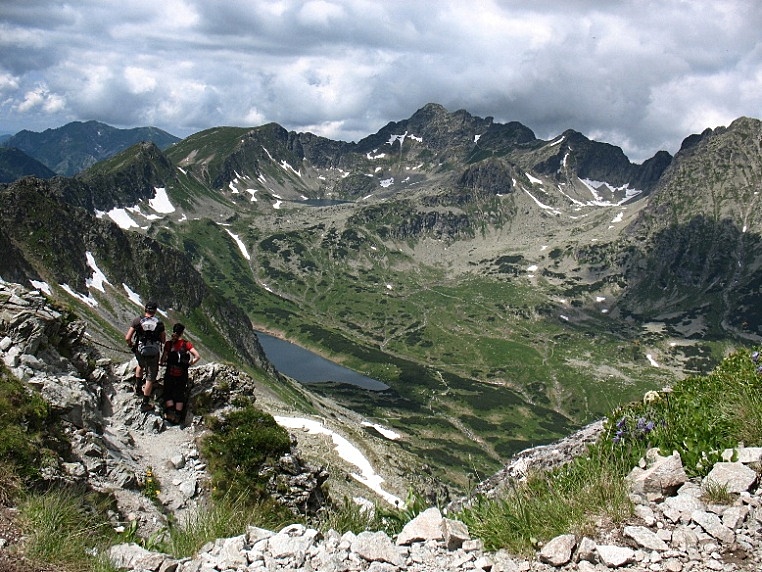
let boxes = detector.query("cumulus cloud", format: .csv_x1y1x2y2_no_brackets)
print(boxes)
0,0,760,162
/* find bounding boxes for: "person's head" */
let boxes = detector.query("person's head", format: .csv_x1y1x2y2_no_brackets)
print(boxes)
144,301,158,315
172,323,185,338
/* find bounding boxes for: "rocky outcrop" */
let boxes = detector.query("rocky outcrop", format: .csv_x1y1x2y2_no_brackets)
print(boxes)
0,279,327,535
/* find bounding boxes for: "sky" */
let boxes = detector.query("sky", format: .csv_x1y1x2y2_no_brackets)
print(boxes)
1,1,760,162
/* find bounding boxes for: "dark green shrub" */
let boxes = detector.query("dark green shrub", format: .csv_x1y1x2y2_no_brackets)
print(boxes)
199,405,291,501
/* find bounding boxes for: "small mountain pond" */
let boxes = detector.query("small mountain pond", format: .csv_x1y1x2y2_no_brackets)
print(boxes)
255,331,389,391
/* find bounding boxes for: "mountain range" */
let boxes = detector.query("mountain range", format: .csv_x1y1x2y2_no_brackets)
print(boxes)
0,120,179,179
1,103,760,487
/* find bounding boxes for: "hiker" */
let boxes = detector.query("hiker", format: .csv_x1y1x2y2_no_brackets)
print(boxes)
160,322,200,424
125,301,166,412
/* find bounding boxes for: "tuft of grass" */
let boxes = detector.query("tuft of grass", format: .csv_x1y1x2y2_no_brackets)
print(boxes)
457,451,632,555
315,489,429,538
701,480,734,505
19,486,119,572
315,496,378,535
162,494,296,559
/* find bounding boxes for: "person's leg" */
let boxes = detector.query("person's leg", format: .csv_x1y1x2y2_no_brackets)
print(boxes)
140,356,159,412
134,358,145,395
163,374,178,411
175,375,190,423
162,374,182,422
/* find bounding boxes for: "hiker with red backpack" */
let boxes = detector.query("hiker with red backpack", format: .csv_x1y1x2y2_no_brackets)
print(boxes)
125,301,166,412
160,322,200,424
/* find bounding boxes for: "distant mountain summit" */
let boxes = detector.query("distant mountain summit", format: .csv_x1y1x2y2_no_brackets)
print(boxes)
2,120,180,176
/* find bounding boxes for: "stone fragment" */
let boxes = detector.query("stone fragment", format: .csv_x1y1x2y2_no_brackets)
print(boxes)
351,530,402,566
691,510,735,545
396,507,444,545
703,462,758,494
722,505,748,530
596,544,636,568
538,534,576,566
441,517,470,550
577,536,597,562
627,450,687,500
623,526,669,551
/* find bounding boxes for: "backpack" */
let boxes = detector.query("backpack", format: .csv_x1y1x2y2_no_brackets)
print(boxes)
136,316,161,358
166,340,192,376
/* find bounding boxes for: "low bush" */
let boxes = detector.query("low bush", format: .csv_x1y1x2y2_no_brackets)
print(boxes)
199,404,292,501
0,365,66,491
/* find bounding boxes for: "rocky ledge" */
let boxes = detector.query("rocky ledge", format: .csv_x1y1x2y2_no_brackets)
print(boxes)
108,446,762,572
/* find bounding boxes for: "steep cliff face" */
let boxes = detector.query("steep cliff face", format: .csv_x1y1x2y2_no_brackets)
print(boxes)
616,116,762,336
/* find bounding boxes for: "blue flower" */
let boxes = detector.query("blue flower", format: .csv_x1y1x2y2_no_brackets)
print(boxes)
753,351,760,363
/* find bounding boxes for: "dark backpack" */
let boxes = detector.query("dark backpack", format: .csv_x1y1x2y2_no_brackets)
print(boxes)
167,339,191,367
166,340,192,376
136,316,161,358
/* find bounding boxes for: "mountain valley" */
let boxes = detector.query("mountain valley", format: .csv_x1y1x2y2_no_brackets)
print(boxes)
2,103,761,488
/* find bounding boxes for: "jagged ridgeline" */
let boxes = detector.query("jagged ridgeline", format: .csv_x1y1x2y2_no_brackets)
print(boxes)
2,104,762,486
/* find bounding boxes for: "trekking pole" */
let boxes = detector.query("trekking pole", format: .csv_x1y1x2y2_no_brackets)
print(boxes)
85,334,134,355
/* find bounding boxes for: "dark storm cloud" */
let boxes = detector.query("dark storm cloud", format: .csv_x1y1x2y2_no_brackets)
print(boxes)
1,0,760,162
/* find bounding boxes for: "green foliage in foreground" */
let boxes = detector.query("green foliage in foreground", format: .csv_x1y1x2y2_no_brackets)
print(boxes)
600,348,762,477
162,494,298,559
18,486,120,572
199,404,293,501
456,347,762,554
0,365,60,486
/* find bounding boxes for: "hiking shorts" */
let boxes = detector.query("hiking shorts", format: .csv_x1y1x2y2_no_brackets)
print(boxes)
163,371,188,403
136,352,161,382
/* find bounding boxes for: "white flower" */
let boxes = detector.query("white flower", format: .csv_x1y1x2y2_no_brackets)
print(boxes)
643,391,660,404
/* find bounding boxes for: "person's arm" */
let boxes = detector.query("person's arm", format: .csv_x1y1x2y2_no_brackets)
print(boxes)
189,346,201,365
125,326,135,348
160,340,171,365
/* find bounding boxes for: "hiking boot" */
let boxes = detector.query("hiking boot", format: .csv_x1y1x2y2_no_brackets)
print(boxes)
134,378,144,396
140,397,153,413
164,409,180,424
